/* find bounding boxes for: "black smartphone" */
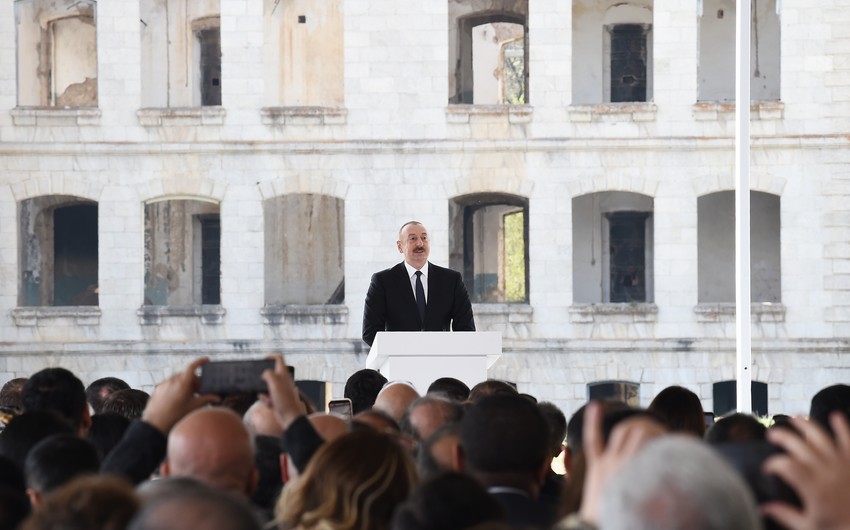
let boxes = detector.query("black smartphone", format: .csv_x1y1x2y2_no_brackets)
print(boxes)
328,398,353,420
199,360,275,394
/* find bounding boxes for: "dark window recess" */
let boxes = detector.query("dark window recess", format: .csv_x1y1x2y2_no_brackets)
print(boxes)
610,24,648,102
713,381,768,417
198,28,222,106
201,217,221,305
54,204,99,306
587,381,640,407
607,211,648,303
298,15,306,23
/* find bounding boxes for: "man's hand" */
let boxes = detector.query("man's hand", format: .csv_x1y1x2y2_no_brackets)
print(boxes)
579,402,667,525
762,413,850,530
261,354,306,430
141,357,220,434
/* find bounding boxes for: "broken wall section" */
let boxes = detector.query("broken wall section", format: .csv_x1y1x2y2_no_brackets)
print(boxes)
15,0,98,107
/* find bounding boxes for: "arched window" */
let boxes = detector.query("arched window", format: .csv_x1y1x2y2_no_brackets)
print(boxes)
19,196,98,306
449,194,529,303
143,199,221,306
572,192,654,303
449,1,529,104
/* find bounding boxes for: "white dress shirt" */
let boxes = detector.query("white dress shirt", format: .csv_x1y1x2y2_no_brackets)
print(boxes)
403,261,429,303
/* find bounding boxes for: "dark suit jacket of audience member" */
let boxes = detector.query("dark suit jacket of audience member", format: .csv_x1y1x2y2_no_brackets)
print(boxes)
362,262,475,346
489,489,556,530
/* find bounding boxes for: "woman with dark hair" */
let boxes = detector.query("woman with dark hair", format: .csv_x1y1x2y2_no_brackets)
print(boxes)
647,385,706,437
275,429,417,530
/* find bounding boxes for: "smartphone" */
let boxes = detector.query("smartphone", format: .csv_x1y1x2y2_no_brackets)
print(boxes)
199,359,275,394
328,398,353,420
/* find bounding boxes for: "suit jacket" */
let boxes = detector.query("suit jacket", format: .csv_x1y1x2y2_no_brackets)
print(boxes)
362,261,475,346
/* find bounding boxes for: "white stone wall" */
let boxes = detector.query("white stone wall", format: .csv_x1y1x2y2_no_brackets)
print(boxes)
0,0,848,421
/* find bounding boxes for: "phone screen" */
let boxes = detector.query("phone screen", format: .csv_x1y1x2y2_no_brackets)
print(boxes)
199,360,275,394
328,399,353,420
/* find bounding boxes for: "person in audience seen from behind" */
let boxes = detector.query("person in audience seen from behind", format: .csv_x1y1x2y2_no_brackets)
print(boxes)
87,412,131,460
281,412,348,485
374,381,421,426
426,377,470,402
458,393,555,529
537,401,568,505
401,395,464,447
85,376,130,415
131,477,263,530
417,423,462,478
0,410,75,473
100,358,221,484
705,412,767,444
809,383,850,438
275,428,417,530
596,437,762,530
344,368,388,415
24,434,100,508
392,471,509,530
0,455,30,530
22,367,91,436
647,385,706,437
467,380,517,404
101,388,150,420
20,475,138,530
161,407,258,498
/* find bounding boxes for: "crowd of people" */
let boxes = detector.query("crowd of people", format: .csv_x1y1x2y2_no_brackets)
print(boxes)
1,356,849,530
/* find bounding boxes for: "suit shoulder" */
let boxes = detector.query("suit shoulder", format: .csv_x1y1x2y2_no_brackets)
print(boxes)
371,263,405,280
429,263,463,279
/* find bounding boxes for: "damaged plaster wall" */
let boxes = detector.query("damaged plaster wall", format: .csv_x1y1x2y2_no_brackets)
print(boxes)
572,0,653,104
15,0,98,107
264,194,344,306
698,0,780,102
448,0,528,104
139,0,220,107
264,0,344,107
144,200,220,306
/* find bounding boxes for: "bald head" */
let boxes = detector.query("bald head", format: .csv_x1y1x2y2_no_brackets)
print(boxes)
374,382,420,424
308,412,347,442
243,401,283,438
165,408,258,496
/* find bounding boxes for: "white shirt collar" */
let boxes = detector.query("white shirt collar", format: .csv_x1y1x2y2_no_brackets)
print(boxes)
403,261,429,278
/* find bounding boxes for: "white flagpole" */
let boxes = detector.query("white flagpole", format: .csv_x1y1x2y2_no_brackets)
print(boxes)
735,0,753,413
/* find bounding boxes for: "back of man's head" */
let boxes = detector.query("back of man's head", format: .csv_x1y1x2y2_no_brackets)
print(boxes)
101,388,149,420
344,369,388,414
22,368,88,433
165,408,258,496
537,402,567,458
427,378,471,402
810,384,850,438
705,413,767,444
468,380,517,404
24,434,100,499
85,377,130,415
0,378,28,413
460,394,549,479
0,411,75,471
131,478,262,530
374,381,421,424
401,396,464,442
599,437,761,530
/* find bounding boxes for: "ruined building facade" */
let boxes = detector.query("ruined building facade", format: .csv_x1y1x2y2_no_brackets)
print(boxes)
0,0,848,416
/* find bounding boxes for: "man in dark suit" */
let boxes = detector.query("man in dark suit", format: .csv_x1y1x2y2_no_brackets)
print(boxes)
362,221,475,347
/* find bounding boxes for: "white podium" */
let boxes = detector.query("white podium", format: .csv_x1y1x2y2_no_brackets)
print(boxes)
365,331,502,393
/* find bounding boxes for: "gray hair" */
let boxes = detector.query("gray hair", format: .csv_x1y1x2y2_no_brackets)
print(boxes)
599,436,762,530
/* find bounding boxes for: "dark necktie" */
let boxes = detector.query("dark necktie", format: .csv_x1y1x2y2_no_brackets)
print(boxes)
415,271,426,323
